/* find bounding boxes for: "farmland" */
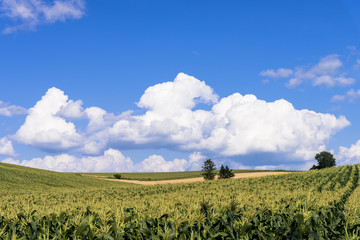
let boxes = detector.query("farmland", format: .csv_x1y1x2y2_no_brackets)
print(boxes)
0,163,360,239
81,169,284,181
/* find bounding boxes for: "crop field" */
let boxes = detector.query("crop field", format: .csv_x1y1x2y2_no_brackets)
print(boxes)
0,163,360,239
81,169,283,181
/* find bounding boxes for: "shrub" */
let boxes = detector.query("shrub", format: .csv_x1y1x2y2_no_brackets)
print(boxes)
113,174,122,179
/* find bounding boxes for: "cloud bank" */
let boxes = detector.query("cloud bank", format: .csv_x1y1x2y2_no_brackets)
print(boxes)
3,150,206,172
0,0,85,33
11,73,349,168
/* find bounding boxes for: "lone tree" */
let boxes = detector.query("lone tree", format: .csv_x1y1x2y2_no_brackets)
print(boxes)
219,164,235,179
202,159,216,180
113,174,122,179
310,151,336,170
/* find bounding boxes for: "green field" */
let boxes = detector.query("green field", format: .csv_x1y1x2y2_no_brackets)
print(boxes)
82,169,283,181
1,162,360,239
0,162,127,192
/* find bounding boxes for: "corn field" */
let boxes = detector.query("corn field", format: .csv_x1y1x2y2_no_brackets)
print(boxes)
1,164,360,239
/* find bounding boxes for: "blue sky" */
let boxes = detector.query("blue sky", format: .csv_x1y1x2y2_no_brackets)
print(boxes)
0,0,360,172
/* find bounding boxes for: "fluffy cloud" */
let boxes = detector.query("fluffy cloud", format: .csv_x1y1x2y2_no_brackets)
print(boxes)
185,94,348,160
84,107,120,133
14,73,350,164
336,140,360,165
58,99,120,132
261,55,355,88
137,73,218,114
101,73,349,160
331,89,360,102
15,87,83,151
58,99,85,119
254,164,289,171
0,137,16,156
137,155,188,172
137,152,206,172
2,150,206,172
0,0,85,34
0,101,27,116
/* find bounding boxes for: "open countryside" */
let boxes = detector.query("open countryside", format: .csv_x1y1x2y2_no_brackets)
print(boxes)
1,1,360,239
1,162,360,238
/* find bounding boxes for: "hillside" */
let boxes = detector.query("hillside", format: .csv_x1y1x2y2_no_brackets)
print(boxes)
0,162,122,192
0,164,359,238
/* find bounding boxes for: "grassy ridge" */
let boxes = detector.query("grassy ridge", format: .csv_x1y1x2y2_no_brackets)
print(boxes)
0,162,124,193
82,169,286,181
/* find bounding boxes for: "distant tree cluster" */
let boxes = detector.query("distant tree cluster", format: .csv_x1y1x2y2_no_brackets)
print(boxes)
219,164,235,179
201,159,235,180
310,151,336,170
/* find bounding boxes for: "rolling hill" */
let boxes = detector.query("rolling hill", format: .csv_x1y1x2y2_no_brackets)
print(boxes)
0,162,121,192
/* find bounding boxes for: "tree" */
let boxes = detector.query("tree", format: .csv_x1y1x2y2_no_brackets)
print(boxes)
310,151,336,170
219,164,226,179
219,164,235,179
113,174,122,179
225,165,235,178
202,159,216,180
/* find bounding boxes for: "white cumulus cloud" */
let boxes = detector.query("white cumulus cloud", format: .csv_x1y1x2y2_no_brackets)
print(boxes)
137,152,206,172
0,0,85,34
97,73,349,161
137,72,218,114
188,94,348,160
58,99,85,119
337,140,360,165
0,137,16,156
136,155,188,172
15,87,83,152
14,73,350,165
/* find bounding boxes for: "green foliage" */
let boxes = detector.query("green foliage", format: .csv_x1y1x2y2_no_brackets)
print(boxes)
201,159,216,180
1,196,360,239
113,174,122,179
310,151,336,170
219,164,235,179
